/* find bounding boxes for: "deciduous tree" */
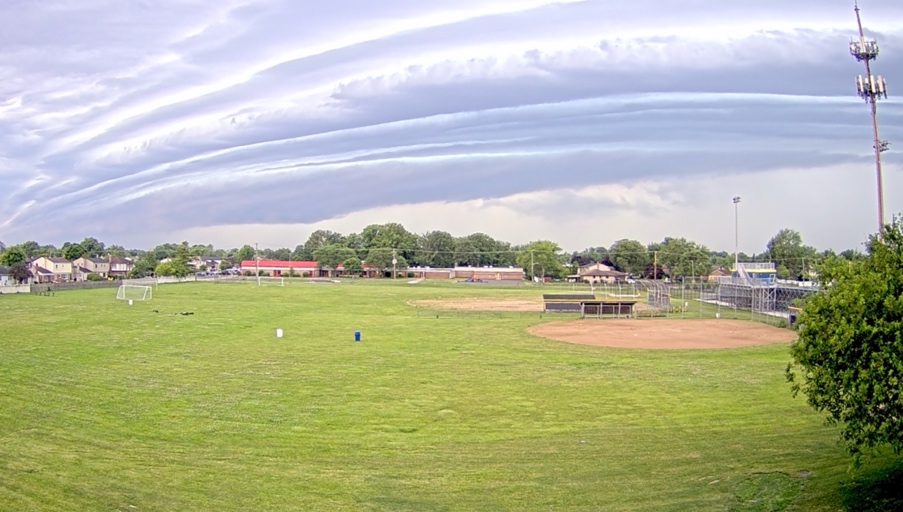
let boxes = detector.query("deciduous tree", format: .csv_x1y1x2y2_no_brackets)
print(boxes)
0,246,27,266
342,257,363,276
516,240,565,280
608,239,648,275
656,237,712,280
313,244,356,269
766,229,818,280
787,219,903,461
417,231,456,268
10,262,31,284
62,242,86,261
129,252,157,278
235,245,256,264
80,237,105,257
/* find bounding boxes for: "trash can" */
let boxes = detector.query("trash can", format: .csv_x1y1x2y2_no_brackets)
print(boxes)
354,330,361,342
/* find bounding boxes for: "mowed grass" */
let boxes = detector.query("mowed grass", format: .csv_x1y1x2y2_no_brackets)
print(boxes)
0,281,897,511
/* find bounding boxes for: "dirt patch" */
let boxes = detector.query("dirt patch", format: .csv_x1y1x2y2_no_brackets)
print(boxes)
410,297,542,312
528,319,797,349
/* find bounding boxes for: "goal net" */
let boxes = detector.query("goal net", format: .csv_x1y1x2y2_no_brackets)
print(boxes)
116,284,153,301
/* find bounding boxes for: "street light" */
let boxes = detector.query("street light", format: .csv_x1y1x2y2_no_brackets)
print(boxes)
733,196,741,274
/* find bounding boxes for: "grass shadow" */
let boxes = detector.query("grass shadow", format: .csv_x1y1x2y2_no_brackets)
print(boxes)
730,472,802,512
841,460,903,512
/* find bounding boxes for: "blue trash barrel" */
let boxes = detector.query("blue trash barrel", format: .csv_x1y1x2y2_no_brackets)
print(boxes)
354,330,361,342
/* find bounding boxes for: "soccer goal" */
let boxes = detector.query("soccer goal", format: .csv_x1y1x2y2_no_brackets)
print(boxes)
116,284,153,301
257,276,285,286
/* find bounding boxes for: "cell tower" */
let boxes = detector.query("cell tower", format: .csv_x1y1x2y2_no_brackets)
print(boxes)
849,2,889,231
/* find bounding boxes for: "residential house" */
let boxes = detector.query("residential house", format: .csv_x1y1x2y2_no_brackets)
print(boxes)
571,262,627,284
0,265,11,286
31,257,73,283
108,256,134,278
706,266,732,283
190,257,223,272
73,256,110,280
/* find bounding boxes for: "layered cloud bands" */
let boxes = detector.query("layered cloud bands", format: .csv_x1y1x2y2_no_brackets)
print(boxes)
0,0,901,250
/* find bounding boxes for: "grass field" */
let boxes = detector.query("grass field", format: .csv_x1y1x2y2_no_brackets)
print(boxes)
1,280,900,511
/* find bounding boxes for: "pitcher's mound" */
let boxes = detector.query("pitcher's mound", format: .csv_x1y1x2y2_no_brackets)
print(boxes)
528,319,797,349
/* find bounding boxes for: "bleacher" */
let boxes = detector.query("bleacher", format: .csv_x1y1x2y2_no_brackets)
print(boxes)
542,293,596,313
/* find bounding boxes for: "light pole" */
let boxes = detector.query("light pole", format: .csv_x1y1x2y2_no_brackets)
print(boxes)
255,242,260,287
733,196,741,274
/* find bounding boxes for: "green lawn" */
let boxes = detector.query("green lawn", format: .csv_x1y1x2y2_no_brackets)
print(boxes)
0,280,897,511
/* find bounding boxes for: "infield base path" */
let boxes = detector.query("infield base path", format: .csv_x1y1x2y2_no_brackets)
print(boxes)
528,319,797,349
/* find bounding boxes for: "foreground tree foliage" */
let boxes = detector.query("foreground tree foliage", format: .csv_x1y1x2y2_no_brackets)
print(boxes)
787,219,903,461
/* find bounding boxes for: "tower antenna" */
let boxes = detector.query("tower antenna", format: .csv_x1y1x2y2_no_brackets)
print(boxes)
850,2,889,231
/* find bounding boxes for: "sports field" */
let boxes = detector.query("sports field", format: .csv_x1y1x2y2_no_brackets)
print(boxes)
0,280,899,511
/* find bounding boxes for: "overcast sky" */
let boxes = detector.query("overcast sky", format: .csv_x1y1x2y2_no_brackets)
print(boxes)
1,0,901,254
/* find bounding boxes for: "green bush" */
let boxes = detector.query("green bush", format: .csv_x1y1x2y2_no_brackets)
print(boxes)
86,273,104,281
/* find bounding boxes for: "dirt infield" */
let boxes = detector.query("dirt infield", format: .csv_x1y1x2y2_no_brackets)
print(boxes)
528,319,797,349
410,297,542,311
409,297,658,313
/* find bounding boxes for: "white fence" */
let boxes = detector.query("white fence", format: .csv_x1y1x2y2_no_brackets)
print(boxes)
0,285,31,294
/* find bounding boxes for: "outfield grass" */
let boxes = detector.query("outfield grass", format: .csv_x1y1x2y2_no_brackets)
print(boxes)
0,280,898,511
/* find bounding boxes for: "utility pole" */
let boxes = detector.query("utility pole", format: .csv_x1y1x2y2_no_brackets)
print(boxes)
850,2,890,232
653,251,658,280
733,196,741,274
255,242,260,287
392,249,397,280
531,250,535,284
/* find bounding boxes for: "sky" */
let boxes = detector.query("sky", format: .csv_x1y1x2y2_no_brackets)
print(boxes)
0,0,901,254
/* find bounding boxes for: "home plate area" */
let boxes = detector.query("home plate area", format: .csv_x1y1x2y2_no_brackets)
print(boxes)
527,319,798,349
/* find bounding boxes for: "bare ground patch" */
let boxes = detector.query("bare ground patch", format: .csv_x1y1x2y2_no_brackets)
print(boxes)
410,297,542,312
528,319,797,349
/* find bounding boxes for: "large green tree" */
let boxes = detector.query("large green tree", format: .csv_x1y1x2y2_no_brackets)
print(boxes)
313,244,357,269
361,223,416,259
235,245,256,264
342,256,363,276
787,220,903,461
129,252,158,278
365,247,407,274
302,230,344,260
609,239,648,275
80,237,105,257
656,237,712,280
9,262,31,284
170,242,192,277
766,228,818,280
416,231,456,268
62,242,87,261
516,240,565,280
0,245,27,266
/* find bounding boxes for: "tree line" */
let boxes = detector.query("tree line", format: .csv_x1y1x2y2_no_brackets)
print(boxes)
1,224,864,281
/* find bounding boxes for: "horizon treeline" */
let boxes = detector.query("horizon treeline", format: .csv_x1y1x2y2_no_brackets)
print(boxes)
0,222,865,280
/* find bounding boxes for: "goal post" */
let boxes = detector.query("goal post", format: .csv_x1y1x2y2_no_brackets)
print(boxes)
116,284,153,301
257,276,285,286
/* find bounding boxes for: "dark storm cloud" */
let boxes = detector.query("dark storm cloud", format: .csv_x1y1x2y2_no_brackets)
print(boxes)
0,0,901,248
